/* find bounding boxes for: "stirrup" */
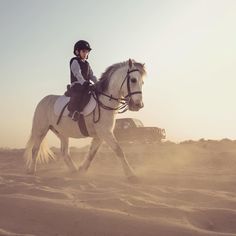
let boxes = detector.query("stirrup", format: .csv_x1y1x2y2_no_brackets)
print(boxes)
71,111,80,121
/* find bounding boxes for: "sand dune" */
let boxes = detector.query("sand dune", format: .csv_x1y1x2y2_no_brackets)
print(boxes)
0,140,236,236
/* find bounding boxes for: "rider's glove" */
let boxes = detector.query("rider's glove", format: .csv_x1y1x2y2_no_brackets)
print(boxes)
83,81,90,89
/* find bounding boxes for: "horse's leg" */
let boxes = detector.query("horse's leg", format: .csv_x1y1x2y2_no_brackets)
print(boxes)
49,126,78,172
101,132,135,179
78,137,102,174
60,136,78,172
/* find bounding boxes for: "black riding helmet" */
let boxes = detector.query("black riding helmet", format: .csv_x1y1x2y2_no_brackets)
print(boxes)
73,40,92,55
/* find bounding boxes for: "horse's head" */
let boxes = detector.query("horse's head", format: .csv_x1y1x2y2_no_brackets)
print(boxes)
122,59,146,111
95,59,146,113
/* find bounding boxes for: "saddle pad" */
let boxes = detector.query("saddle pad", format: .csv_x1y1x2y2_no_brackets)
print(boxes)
54,95,96,117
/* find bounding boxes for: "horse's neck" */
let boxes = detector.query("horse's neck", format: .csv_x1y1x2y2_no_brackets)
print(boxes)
100,66,128,107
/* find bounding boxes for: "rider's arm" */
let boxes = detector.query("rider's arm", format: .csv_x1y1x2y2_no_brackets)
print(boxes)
88,67,98,84
70,60,86,86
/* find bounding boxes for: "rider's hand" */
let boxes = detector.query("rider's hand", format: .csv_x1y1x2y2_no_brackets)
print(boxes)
89,83,95,91
82,81,90,88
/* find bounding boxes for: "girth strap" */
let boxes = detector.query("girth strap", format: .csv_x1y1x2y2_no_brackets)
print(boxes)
78,115,89,136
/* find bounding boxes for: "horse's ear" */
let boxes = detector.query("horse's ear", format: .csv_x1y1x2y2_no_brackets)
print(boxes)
128,59,133,69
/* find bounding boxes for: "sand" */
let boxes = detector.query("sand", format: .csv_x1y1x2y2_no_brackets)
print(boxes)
0,139,236,236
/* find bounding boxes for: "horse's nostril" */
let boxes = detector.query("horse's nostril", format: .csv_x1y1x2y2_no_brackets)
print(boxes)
135,102,144,108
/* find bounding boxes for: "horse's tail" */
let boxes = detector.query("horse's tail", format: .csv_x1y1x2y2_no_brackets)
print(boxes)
24,134,55,168
24,95,55,168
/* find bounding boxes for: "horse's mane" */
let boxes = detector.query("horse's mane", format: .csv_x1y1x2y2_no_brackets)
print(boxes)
95,60,146,92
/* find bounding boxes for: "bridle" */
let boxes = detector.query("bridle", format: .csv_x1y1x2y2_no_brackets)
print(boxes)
92,68,143,122
120,68,143,99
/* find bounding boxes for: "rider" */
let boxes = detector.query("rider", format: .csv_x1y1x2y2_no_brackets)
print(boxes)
66,40,97,121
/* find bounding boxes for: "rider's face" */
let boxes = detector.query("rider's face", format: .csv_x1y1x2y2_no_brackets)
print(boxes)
79,49,89,60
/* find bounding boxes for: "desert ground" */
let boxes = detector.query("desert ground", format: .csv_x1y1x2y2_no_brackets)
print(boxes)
0,139,236,236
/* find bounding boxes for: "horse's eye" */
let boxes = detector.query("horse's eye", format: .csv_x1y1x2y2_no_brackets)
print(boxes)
130,78,137,83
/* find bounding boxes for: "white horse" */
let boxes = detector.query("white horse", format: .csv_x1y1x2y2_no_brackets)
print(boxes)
24,59,146,180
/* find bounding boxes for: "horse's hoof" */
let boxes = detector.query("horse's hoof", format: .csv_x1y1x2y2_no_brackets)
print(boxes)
78,166,87,175
26,169,36,175
68,166,78,173
127,175,140,184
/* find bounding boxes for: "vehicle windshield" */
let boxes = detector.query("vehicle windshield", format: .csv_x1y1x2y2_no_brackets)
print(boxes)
133,119,144,127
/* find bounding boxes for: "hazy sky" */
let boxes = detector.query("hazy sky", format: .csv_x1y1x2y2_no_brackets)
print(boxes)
0,0,235,148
